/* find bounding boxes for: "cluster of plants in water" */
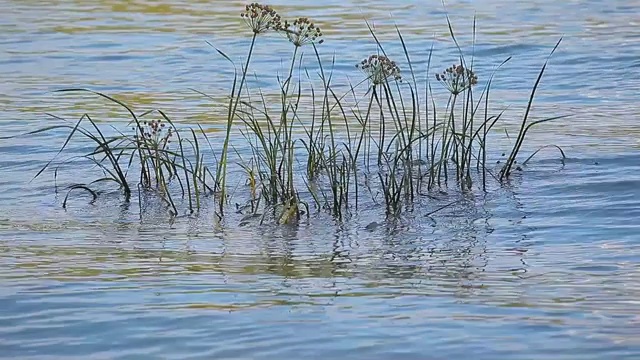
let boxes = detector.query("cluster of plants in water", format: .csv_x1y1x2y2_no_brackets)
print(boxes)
18,3,566,224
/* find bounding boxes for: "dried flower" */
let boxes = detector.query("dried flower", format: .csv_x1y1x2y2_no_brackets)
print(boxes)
356,54,402,85
435,63,478,95
279,17,323,47
137,119,173,148
241,3,281,34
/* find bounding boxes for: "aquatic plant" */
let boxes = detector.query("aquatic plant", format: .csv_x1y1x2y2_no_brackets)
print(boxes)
241,2,281,34
216,3,282,217
6,89,215,216
16,3,567,224
499,38,568,180
279,17,324,47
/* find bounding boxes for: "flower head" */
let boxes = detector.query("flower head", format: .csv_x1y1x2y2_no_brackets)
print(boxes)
280,17,323,47
435,63,478,95
241,3,282,34
356,54,402,85
134,119,173,147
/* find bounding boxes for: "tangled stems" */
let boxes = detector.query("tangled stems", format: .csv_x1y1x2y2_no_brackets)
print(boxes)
284,46,298,198
356,55,403,167
26,4,566,223
277,17,324,219
435,64,478,186
136,119,174,189
217,3,281,215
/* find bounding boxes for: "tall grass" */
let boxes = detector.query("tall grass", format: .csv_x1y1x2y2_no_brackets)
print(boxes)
17,3,568,223
9,89,215,216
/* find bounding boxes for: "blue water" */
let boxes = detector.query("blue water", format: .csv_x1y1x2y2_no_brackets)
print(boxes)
1,0,640,358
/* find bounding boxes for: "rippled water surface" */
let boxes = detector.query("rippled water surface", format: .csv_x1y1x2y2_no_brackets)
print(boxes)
2,0,640,359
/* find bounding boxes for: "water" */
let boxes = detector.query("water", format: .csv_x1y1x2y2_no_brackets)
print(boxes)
2,0,640,358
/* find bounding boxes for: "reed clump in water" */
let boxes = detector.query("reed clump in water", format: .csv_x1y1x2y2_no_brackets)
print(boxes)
216,3,283,217
10,90,216,216
18,3,567,223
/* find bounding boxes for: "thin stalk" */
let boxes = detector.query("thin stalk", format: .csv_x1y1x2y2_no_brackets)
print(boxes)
218,32,258,214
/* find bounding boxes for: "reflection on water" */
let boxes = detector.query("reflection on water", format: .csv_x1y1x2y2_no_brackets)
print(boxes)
1,0,640,359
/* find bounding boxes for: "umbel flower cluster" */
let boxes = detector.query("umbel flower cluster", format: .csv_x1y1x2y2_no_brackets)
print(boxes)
435,64,478,95
241,3,282,34
240,4,323,47
136,119,173,146
280,17,324,47
356,54,402,85
237,4,484,94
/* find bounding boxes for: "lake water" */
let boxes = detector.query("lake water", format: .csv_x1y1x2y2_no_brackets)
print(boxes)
2,0,640,359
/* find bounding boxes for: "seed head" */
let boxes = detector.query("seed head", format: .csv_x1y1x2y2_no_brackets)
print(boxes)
435,63,478,95
137,119,173,148
356,54,402,85
279,17,323,47
240,3,282,34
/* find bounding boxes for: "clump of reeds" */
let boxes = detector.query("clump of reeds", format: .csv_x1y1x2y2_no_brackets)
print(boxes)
11,89,216,216
18,3,567,224
215,3,282,216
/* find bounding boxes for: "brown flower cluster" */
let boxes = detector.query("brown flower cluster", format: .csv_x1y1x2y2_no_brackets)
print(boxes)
241,3,282,34
280,17,324,47
435,63,478,95
356,54,402,85
138,119,172,145
239,4,324,46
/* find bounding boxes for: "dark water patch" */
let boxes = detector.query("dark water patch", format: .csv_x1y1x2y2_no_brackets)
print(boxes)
473,43,543,58
84,54,152,62
570,265,620,272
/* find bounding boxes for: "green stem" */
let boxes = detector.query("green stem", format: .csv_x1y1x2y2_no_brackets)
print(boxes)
218,32,257,214
281,45,299,201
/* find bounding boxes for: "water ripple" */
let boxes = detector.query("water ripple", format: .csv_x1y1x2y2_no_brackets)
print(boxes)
1,0,640,359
